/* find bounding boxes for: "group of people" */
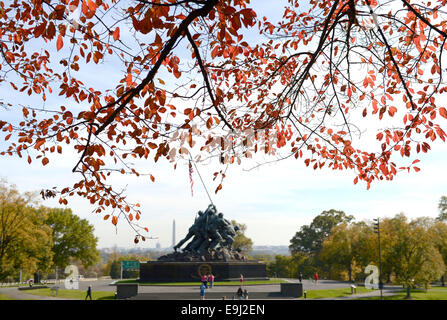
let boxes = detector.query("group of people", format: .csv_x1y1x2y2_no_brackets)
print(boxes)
236,287,249,300
174,204,239,254
297,272,319,284
199,273,249,300
199,273,215,300
201,273,215,289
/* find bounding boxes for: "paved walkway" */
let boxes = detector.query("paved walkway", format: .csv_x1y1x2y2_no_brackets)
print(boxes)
0,279,402,300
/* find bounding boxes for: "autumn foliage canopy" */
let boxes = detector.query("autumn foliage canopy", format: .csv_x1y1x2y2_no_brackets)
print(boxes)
1,0,447,239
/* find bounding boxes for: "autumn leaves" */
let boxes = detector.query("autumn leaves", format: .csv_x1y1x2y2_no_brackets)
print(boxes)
1,0,447,235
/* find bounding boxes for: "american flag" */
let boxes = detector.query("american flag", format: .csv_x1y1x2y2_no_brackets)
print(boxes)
189,160,194,197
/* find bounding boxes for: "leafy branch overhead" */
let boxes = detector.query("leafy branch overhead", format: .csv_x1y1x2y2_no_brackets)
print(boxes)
1,0,447,237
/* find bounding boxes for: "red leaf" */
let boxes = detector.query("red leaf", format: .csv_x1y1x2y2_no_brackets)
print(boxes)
113,27,120,41
42,157,49,166
440,107,447,119
388,106,397,116
82,0,89,15
56,34,63,51
87,0,97,13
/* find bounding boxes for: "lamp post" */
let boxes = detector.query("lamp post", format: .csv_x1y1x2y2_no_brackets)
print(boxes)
373,218,383,300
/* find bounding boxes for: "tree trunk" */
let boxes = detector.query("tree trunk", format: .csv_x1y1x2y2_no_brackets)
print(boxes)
348,265,352,282
405,286,411,299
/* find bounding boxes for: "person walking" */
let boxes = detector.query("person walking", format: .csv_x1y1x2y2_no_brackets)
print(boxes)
243,289,248,300
208,273,215,288
85,285,92,300
200,283,206,300
313,272,319,284
298,272,303,283
201,274,208,288
239,274,244,287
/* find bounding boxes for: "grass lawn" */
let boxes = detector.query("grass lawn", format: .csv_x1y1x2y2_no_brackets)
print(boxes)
24,288,115,300
302,286,373,299
117,278,287,286
358,287,447,300
0,284,28,288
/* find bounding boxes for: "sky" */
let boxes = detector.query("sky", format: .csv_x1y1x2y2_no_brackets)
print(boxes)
1,0,446,250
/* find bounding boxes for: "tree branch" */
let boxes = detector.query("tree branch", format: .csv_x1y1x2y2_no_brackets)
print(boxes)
94,0,219,136
185,28,234,131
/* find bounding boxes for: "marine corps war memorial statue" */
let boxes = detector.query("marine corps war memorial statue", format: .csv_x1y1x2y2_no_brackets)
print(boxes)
139,204,267,282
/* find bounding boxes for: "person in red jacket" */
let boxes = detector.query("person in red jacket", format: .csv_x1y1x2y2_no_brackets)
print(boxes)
313,272,319,284
208,273,215,288
201,274,208,288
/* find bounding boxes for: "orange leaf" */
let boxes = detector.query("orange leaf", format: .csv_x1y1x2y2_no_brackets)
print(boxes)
113,27,120,41
56,34,63,51
82,0,90,15
42,157,49,166
112,216,118,225
87,0,97,13
388,106,397,116
440,107,447,119
104,214,110,220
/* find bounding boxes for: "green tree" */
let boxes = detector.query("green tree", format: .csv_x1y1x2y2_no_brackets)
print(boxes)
320,222,376,282
267,253,309,278
44,208,100,270
109,260,121,280
289,209,354,278
320,223,356,281
0,180,53,281
383,214,445,298
231,220,253,253
437,196,447,221
289,210,354,255
428,220,447,286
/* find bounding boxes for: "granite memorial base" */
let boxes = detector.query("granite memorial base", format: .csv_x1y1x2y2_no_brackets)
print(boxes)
139,261,268,282
280,283,303,297
116,283,139,299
